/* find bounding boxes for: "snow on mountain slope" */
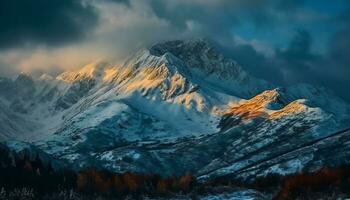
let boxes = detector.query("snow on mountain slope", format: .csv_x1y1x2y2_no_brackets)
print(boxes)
57,61,112,83
0,99,39,140
200,189,268,200
35,45,248,154
219,89,328,129
0,39,349,182
149,39,272,98
71,91,345,180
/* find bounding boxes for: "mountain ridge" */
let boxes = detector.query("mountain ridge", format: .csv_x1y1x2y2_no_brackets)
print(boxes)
0,39,349,183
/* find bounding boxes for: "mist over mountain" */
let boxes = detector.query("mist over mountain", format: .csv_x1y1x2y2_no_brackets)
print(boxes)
1,0,350,104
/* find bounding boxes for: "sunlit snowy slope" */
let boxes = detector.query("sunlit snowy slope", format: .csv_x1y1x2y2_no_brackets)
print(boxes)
0,39,349,181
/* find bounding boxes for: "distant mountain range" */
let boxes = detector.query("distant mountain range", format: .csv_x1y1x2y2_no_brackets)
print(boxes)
0,39,349,183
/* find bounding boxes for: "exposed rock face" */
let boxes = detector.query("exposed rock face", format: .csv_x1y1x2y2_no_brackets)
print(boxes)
0,39,349,184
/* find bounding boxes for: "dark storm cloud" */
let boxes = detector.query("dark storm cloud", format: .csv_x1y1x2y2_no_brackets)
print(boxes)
324,10,350,102
220,27,350,102
106,0,131,6
138,0,347,102
212,29,319,83
0,0,349,102
214,41,285,85
277,30,314,62
0,0,98,49
270,10,350,102
144,0,294,40
273,30,324,84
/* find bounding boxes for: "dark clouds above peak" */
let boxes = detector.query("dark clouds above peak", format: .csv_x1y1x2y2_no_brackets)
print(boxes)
222,27,350,102
0,0,349,102
144,0,307,40
0,0,98,49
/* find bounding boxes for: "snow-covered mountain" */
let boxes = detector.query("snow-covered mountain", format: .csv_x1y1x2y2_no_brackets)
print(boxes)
0,39,349,181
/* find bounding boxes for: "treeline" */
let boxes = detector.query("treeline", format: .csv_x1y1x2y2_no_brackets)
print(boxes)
1,146,350,199
0,148,196,199
273,166,350,200
76,170,195,197
0,150,76,196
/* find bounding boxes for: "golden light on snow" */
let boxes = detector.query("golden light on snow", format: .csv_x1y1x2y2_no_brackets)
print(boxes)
226,89,311,121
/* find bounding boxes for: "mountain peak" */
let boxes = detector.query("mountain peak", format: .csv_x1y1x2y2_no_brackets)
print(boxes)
148,39,226,69
149,39,244,80
133,39,271,98
149,38,212,57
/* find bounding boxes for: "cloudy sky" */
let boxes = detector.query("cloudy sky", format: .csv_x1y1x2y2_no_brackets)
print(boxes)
0,0,349,102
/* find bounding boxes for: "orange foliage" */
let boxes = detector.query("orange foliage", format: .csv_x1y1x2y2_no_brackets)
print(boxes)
122,172,142,192
111,174,125,193
156,180,168,193
77,170,112,193
274,168,348,200
76,170,196,197
178,174,195,191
